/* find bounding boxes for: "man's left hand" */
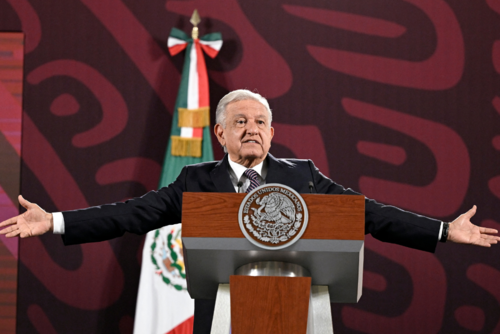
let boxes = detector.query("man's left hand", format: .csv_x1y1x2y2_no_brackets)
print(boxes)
448,205,500,247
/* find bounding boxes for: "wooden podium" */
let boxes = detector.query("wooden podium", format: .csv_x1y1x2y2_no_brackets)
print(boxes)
182,192,365,334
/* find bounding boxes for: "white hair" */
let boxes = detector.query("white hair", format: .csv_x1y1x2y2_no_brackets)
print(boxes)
215,89,272,128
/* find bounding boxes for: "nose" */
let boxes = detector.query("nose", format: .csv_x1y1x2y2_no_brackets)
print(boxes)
245,120,259,135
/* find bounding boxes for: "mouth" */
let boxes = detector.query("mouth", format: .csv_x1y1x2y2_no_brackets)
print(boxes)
243,140,259,144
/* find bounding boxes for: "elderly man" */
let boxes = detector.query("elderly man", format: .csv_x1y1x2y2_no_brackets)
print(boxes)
1,89,499,331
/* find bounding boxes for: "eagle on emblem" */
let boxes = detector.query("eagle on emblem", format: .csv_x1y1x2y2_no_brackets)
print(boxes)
241,185,307,247
253,192,296,225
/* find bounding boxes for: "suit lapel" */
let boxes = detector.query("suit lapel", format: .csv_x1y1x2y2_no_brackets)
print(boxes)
210,154,236,193
211,153,295,193
266,153,307,192
265,153,288,184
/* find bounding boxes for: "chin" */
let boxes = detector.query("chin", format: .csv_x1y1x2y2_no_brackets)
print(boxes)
241,155,258,161
241,150,262,159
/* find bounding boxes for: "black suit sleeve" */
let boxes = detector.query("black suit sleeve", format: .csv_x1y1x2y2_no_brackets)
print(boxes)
308,160,441,253
61,167,188,245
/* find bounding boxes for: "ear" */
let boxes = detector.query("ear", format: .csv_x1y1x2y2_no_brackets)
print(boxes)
269,126,274,141
214,123,226,147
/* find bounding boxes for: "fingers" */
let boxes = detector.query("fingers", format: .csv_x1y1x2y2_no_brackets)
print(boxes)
464,205,477,219
18,195,32,210
0,224,19,237
483,236,500,243
6,229,20,238
476,239,496,247
0,216,17,228
473,234,500,247
481,233,500,241
0,217,19,238
480,227,499,235
1,225,33,238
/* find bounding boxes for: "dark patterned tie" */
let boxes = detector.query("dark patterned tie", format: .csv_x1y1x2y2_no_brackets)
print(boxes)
244,169,260,193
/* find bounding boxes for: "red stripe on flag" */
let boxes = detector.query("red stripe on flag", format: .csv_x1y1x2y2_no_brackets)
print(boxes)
200,43,219,58
169,43,187,56
194,40,209,107
165,316,194,334
192,127,203,138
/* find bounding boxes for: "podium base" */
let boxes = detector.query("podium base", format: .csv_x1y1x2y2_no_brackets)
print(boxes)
210,262,334,334
211,284,231,334
307,286,335,334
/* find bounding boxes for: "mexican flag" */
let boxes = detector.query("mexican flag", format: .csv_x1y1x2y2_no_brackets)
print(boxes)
134,26,222,334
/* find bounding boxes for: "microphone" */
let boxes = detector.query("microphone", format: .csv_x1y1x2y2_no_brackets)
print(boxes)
308,181,314,193
237,181,243,193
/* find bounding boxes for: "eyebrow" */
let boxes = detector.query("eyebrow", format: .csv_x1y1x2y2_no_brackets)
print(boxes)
232,114,268,119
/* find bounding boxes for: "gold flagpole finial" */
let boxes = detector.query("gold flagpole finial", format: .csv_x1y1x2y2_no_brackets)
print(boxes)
190,9,201,39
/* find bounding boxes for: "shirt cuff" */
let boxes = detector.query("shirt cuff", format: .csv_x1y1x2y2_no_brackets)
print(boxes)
52,212,65,234
438,221,443,241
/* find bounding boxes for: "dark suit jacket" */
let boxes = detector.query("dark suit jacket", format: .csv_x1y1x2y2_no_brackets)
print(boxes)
61,153,441,333
62,153,441,251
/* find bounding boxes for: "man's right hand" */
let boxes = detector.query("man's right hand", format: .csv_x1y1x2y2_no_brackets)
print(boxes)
0,195,53,238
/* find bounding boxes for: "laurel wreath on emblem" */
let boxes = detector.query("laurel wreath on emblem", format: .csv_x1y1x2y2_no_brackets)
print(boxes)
150,228,186,291
243,192,303,244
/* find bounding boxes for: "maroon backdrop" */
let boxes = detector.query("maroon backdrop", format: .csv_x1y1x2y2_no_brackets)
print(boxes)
1,0,499,333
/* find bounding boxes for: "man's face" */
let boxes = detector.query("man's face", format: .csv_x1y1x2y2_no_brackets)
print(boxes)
215,99,274,168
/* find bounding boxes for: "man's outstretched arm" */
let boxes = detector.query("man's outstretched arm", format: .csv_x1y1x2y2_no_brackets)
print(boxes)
2,194,499,249
0,195,53,238
448,205,499,247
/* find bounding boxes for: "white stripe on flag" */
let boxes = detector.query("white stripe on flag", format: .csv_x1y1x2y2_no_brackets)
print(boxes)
187,44,199,109
199,39,223,51
180,127,193,138
168,37,187,48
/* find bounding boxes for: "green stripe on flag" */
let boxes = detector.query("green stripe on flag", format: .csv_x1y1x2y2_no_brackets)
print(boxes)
200,32,222,42
169,27,190,42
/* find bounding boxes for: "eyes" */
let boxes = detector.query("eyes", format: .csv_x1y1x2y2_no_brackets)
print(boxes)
234,118,267,128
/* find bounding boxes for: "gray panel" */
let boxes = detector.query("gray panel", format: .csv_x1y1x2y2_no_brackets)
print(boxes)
183,237,364,303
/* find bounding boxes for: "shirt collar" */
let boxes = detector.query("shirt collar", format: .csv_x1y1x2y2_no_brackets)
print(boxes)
228,158,266,181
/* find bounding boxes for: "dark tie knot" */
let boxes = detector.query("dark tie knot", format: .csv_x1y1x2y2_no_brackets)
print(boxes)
244,169,260,193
